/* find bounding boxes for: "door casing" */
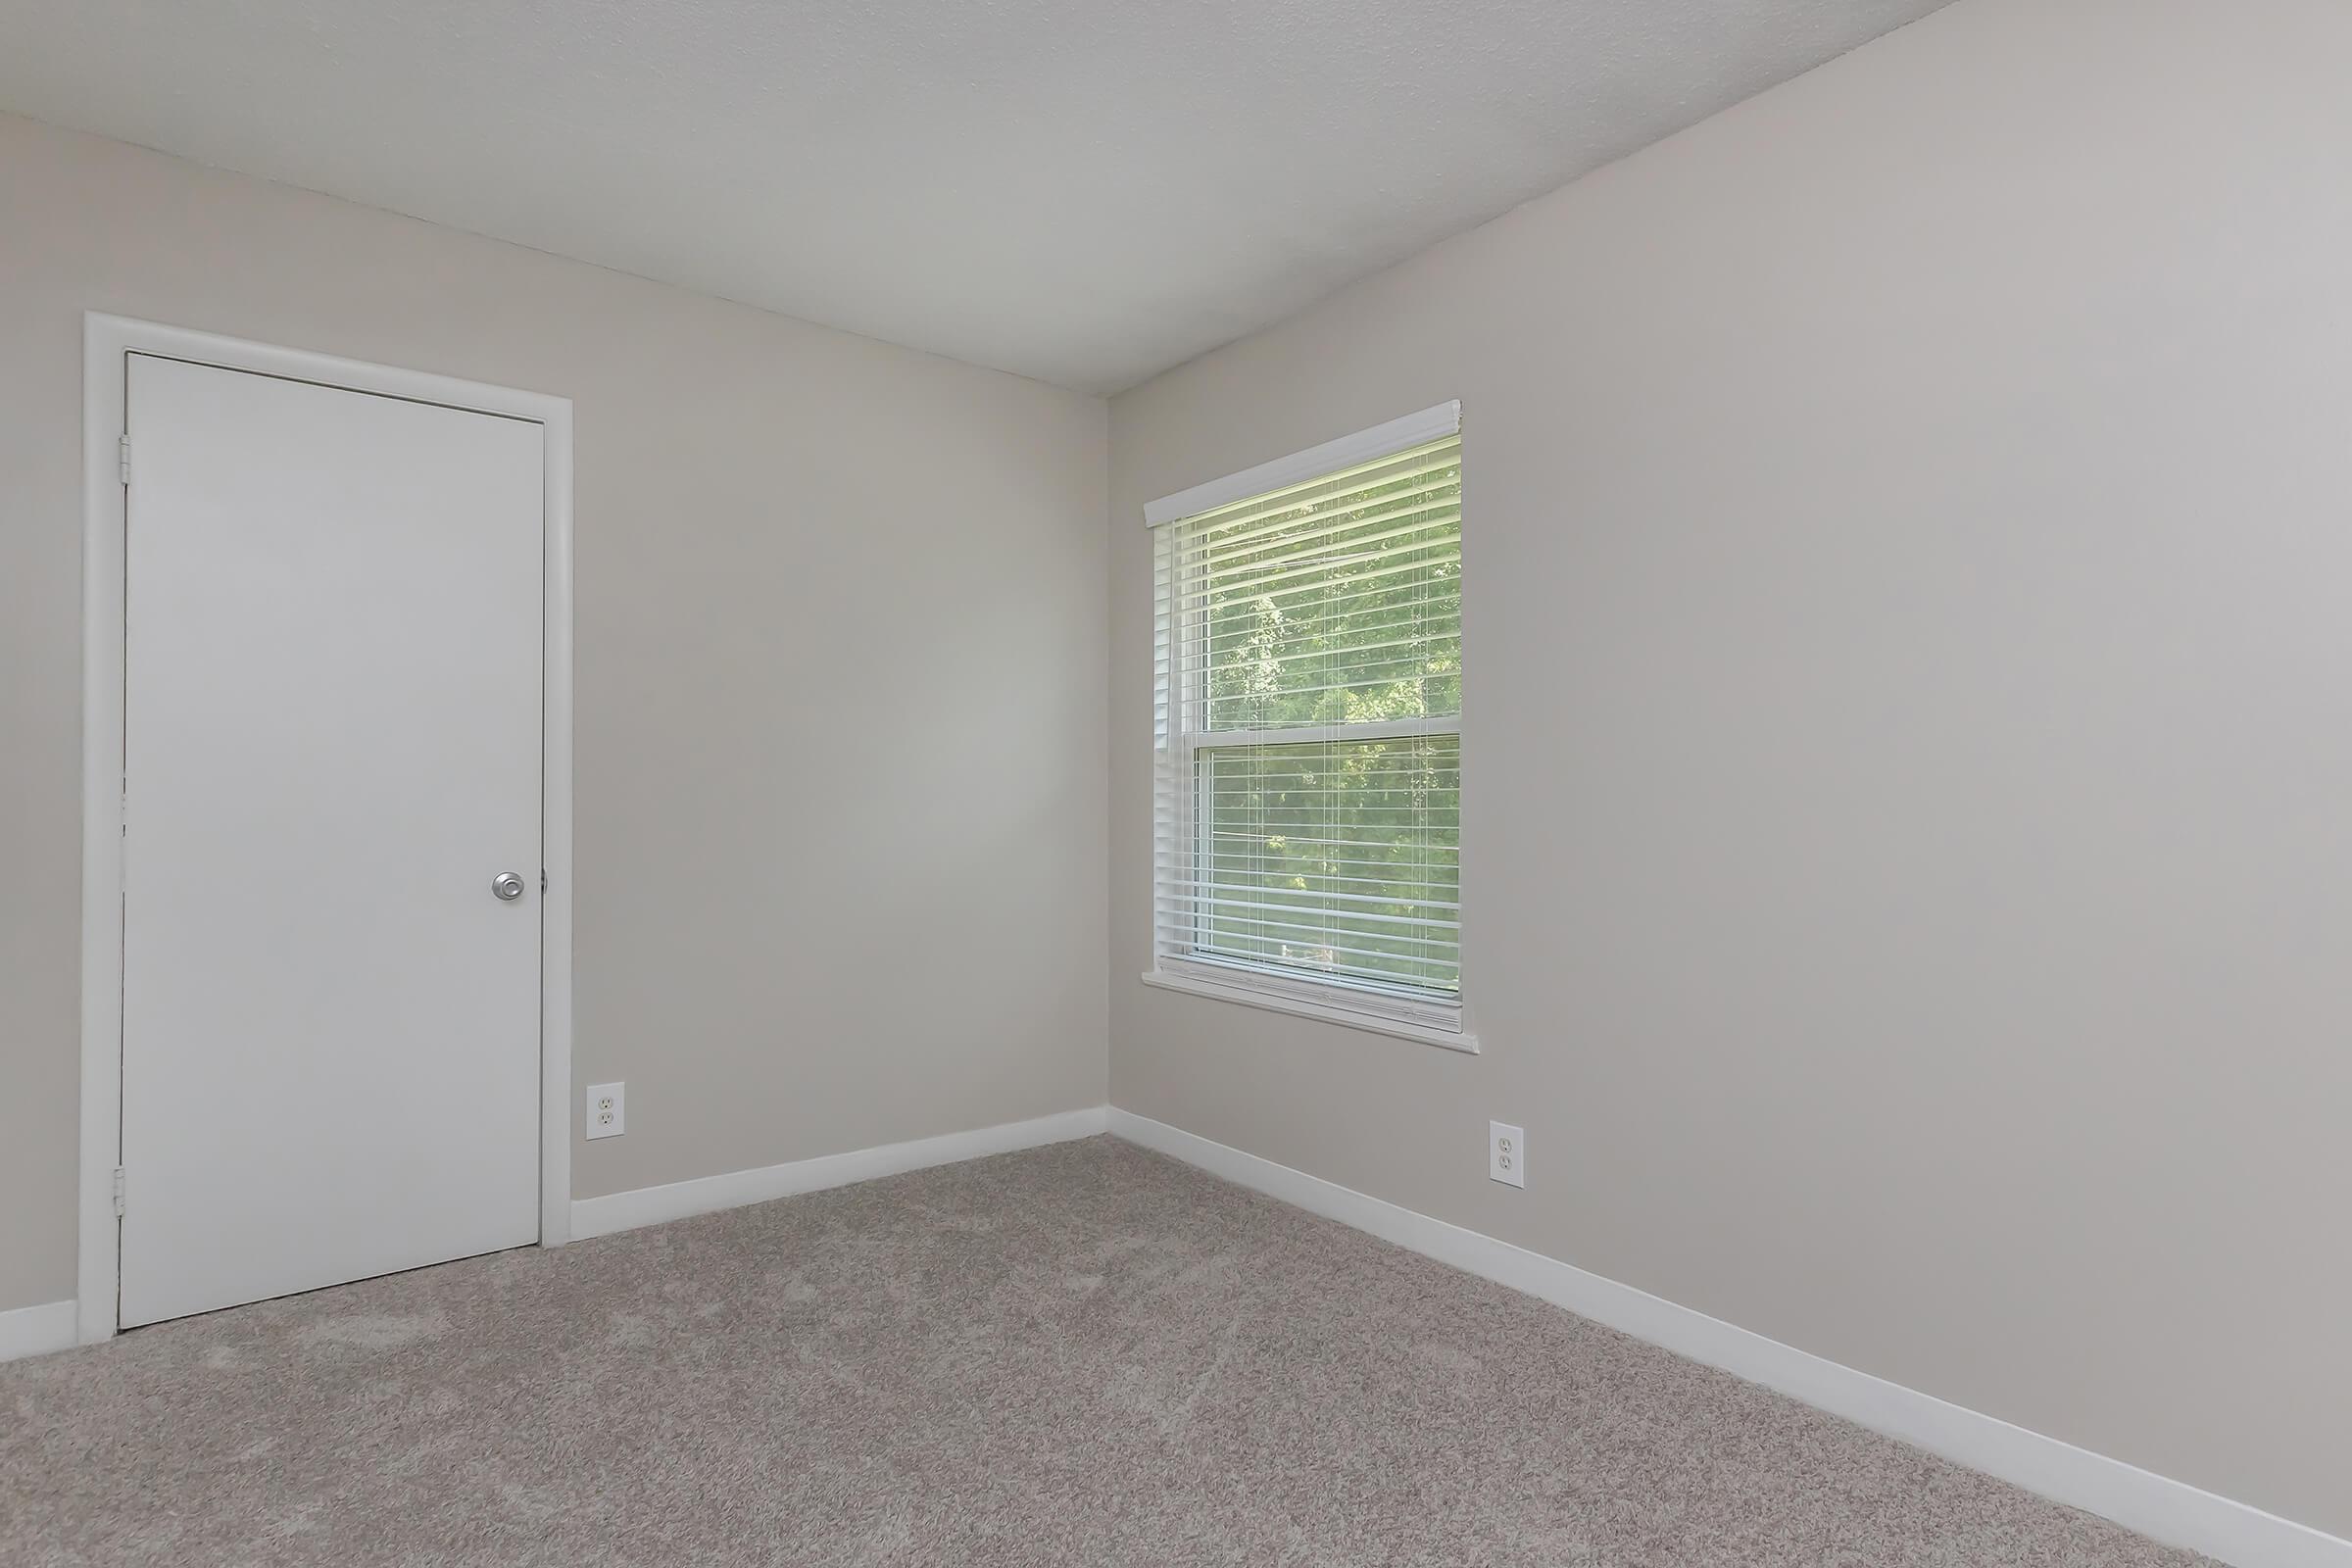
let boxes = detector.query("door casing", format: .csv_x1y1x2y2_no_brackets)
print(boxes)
76,314,576,1344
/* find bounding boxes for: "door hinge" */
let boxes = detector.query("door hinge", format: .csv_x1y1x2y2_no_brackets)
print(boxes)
541,869,549,894
112,1167,126,1217
118,434,132,486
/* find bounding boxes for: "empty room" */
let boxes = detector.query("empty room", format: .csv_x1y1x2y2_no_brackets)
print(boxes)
2,1,2346,1563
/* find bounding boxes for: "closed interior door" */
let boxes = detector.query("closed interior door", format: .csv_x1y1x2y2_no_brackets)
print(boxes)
119,353,545,1328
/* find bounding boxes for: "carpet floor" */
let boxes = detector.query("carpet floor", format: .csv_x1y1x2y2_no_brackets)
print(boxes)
4,1136,2206,1566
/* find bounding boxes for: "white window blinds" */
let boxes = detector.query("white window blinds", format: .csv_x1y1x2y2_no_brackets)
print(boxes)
1150,405,1464,1040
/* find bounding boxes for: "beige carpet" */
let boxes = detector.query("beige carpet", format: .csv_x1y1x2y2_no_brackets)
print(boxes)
3,1137,2205,1566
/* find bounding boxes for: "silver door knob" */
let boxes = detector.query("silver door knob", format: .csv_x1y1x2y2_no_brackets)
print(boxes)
492,872,525,902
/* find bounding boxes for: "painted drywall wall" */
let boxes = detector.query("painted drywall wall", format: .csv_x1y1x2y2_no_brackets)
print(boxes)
1108,0,2352,1538
0,112,1109,1316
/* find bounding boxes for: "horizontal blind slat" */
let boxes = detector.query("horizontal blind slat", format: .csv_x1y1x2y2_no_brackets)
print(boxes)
1181,449,1463,539
1189,492,1462,571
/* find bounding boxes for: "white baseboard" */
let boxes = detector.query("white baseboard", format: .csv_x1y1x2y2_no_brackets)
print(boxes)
1107,1108,2349,1568
0,1298,78,1364
569,1106,1110,1242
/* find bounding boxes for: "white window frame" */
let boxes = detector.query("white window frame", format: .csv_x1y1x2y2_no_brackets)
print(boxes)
1142,402,1474,1054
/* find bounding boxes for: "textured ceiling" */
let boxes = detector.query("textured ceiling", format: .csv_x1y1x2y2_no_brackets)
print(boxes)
0,0,1949,392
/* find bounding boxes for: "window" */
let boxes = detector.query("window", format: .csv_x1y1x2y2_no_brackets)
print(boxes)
1145,403,1468,1049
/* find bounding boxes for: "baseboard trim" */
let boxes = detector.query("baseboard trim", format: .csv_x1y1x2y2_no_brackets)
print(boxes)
569,1106,1111,1242
0,1298,78,1364
1107,1109,2348,1568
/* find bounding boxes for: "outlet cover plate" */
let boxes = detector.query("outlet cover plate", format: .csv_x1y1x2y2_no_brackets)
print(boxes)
586,1082,625,1140
1490,1121,1525,1188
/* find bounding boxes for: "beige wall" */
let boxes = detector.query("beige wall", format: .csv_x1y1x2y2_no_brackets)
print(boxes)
1109,0,2352,1538
0,113,1108,1315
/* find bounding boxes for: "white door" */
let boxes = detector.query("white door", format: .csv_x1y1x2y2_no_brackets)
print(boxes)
119,353,545,1328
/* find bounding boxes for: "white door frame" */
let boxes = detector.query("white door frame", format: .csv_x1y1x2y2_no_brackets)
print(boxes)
77,314,576,1344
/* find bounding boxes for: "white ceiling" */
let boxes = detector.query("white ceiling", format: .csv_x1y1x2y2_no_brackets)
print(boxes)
0,1,1949,393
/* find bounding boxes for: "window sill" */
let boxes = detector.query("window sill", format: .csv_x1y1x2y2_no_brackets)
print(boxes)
1139,968,1479,1054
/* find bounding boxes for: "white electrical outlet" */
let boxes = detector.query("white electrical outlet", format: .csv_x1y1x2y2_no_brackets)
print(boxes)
586,1082,625,1140
1489,1121,1525,1188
